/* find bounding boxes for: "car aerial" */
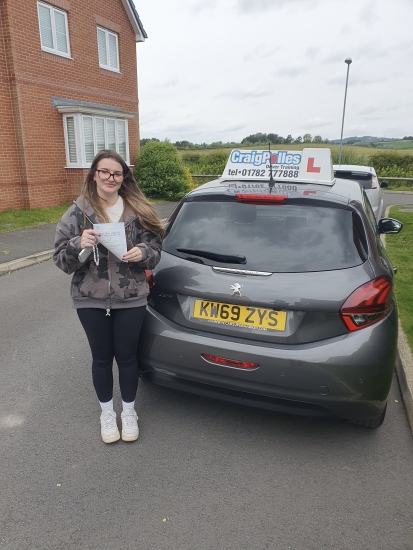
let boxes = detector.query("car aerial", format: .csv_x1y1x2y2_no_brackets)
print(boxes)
139,148,403,428
333,164,388,221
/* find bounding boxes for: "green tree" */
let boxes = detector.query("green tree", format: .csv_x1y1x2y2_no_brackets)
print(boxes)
284,134,293,144
303,133,312,143
294,136,302,143
313,135,323,143
134,140,191,200
140,137,160,147
268,133,284,144
174,140,192,149
241,133,267,145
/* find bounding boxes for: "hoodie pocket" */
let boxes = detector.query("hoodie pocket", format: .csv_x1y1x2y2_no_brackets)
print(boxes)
111,265,148,301
75,263,110,300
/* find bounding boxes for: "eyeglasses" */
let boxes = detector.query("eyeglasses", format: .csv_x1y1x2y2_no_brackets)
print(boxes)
96,169,124,183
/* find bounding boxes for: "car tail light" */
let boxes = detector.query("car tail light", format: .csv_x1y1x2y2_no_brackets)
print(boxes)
201,354,259,369
340,276,393,331
236,194,288,203
145,269,153,290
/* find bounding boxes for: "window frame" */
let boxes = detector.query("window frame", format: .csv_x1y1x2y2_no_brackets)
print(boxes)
97,26,120,72
63,113,130,168
37,1,71,58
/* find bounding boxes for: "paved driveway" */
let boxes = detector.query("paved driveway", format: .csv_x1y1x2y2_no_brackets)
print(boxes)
0,261,412,549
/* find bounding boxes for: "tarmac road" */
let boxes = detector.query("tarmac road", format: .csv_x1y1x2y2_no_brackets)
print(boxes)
1,261,413,550
384,191,413,210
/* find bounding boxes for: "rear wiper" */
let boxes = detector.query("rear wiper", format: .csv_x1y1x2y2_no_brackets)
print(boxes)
176,248,247,264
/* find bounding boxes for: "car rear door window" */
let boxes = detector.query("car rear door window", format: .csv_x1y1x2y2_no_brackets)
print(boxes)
163,201,366,273
334,171,373,190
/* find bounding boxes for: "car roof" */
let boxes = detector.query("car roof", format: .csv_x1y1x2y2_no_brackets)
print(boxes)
186,176,364,206
333,164,376,175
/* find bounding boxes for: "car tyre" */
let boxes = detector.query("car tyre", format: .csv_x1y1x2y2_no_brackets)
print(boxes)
349,404,387,428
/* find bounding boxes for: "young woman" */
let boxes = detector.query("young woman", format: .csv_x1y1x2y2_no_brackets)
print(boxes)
54,150,164,444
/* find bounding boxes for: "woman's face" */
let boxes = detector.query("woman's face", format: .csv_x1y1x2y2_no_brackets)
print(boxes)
93,158,124,199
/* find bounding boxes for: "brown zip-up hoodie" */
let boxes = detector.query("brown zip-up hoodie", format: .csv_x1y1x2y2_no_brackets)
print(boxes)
53,196,162,312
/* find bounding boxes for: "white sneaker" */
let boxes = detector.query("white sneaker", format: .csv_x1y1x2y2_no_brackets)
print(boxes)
121,408,139,441
100,409,120,443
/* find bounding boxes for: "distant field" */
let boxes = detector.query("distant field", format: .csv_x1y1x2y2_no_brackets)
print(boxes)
374,141,413,150
180,144,413,183
178,143,413,158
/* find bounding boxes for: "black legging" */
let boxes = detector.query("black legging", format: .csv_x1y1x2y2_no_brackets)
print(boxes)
77,307,146,403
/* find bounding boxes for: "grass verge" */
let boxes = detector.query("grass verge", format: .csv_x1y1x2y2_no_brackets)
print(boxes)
385,206,413,351
385,185,413,191
0,205,72,233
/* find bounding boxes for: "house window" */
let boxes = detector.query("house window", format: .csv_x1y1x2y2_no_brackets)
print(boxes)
37,2,70,58
97,27,119,72
63,114,129,167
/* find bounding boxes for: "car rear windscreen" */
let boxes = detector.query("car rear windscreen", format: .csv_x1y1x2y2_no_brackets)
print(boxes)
334,170,373,189
163,201,366,273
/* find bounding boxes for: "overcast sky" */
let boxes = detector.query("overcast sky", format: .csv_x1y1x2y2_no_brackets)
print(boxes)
134,0,413,144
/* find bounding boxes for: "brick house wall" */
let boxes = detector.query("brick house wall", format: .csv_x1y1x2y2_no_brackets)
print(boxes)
0,0,145,211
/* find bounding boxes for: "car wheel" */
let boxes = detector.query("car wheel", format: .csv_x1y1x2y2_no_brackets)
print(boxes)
349,404,387,428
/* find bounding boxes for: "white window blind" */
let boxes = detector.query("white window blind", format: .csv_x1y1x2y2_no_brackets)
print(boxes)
54,11,68,54
117,120,127,160
95,118,105,153
108,34,119,71
107,119,116,151
65,116,77,163
37,2,70,57
97,27,119,71
38,4,53,49
83,117,95,163
97,28,107,66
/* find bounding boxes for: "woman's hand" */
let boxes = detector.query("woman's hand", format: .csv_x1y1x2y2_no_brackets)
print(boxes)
80,229,100,249
122,247,143,263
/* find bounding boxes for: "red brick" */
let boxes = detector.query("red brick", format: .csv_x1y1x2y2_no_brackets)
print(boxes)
0,0,141,210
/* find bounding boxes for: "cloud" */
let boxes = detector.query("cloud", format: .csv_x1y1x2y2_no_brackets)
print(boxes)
140,110,165,124
142,117,247,142
244,45,278,62
346,124,368,133
215,88,271,99
358,1,380,27
327,73,386,86
273,64,308,78
187,0,218,13
306,48,319,60
323,53,354,64
158,78,179,88
305,117,331,129
220,119,248,132
236,0,319,11
358,106,378,116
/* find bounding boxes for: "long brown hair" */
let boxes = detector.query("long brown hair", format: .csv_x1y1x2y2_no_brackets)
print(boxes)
82,150,165,238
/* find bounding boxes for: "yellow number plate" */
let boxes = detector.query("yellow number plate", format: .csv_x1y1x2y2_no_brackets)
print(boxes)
193,300,287,332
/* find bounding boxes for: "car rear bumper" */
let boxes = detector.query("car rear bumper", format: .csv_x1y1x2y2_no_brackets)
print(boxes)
138,306,398,420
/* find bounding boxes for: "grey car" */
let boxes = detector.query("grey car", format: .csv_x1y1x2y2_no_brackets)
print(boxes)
139,169,403,427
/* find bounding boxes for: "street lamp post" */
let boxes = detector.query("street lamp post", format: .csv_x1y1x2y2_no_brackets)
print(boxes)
338,57,352,165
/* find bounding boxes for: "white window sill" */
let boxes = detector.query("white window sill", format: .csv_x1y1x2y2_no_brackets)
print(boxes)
65,163,131,169
41,47,73,60
99,65,121,74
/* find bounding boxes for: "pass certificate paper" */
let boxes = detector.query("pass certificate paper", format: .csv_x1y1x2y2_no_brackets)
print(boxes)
93,222,127,262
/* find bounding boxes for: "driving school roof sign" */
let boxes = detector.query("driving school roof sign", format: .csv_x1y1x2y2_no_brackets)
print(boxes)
221,148,335,186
